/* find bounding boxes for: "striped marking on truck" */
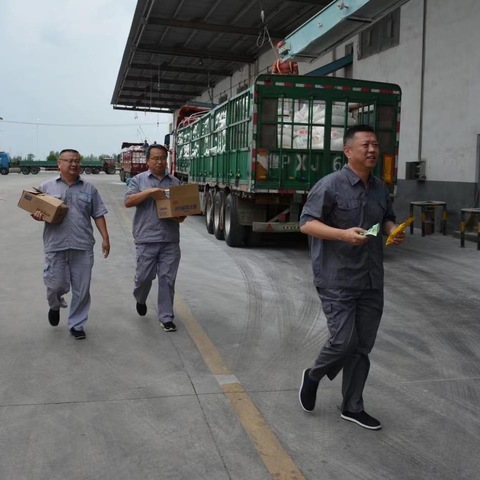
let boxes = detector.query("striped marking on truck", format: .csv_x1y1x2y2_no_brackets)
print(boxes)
254,188,308,195
251,94,259,190
257,80,400,95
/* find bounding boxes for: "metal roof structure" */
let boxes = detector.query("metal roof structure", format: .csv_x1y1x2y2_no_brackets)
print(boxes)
111,0,331,114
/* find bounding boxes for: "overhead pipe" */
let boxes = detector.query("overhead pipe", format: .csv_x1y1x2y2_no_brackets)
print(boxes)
418,0,427,164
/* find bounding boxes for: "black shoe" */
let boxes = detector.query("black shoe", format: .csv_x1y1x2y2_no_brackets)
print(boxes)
48,309,60,327
341,410,382,430
70,327,86,340
162,321,177,332
299,368,319,412
136,302,147,316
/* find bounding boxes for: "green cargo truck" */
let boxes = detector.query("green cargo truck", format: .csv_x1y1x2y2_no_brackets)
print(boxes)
16,157,116,175
173,74,401,247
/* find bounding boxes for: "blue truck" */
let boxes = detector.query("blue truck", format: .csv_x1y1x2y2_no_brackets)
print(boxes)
0,152,11,175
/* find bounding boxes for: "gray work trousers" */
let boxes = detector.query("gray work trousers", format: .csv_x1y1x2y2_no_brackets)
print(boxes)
133,242,181,323
309,287,383,413
43,249,94,330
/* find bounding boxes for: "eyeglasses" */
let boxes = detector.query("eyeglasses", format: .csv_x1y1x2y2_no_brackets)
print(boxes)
149,157,167,163
60,159,81,165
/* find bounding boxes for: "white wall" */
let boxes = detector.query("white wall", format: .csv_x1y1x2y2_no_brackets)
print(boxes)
347,0,480,182
421,0,480,182
352,0,424,180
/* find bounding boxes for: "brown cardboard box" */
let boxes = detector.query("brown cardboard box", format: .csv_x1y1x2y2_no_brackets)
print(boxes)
18,189,68,223
151,184,201,219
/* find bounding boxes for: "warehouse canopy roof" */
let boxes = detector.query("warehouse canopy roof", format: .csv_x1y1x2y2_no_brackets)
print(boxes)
111,0,331,113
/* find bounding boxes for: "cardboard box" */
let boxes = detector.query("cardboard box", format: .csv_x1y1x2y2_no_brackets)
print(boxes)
18,189,68,223
151,184,201,219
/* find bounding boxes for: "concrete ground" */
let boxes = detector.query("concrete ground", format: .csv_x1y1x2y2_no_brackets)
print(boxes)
0,172,479,480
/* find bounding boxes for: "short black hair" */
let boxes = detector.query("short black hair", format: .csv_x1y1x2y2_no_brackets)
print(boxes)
59,149,80,156
343,125,375,145
146,144,168,159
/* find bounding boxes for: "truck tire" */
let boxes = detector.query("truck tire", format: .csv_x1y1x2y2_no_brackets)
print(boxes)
106,166,116,174
213,190,225,240
224,194,245,247
21,167,30,175
84,167,92,174
205,190,215,234
30,166,40,174
119,169,126,182
0,168,8,175
92,168,100,174
79,166,85,174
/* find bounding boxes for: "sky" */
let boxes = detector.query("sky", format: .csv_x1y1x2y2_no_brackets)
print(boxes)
0,0,172,159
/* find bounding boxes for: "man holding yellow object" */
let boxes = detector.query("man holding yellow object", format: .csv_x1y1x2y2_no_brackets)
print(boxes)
298,125,405,430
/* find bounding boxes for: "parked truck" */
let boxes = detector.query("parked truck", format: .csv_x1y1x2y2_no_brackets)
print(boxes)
172,74,401,247
118,142,147,182
15,157,116,175
0,152,11,175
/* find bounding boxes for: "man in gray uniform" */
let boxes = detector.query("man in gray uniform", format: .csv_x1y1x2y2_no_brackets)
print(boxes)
32,149,110,340
298,125,405,430
124,144,185,332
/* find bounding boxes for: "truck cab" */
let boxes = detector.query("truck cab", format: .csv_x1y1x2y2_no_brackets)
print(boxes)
0,152,11,175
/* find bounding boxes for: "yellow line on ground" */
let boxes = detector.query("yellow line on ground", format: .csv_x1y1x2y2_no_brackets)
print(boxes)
175,297,305,480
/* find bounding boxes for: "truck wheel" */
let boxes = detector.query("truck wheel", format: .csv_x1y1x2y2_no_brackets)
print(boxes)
21,167,30,175
224,194,245,247
106,166,116,174
205,190,215,234
85,167,92,174
119,170,126,182
92,168,100,174
30,166,40,174
213,191,225,240
0,168,8,175
79,166,85,174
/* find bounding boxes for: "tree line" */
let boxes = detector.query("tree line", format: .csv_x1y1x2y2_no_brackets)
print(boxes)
9,151,118,165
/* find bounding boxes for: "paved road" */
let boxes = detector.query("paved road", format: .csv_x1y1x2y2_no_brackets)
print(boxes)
1,172,479,479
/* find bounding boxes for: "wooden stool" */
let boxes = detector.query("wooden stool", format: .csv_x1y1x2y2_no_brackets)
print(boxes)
460,208,480,250
409,201,447,237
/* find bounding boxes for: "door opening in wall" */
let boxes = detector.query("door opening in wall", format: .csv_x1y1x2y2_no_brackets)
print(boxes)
475,135,480,207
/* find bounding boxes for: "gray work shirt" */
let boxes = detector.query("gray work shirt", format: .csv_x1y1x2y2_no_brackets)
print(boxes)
39,175,108,253
125,170,181,244
300,165,396,290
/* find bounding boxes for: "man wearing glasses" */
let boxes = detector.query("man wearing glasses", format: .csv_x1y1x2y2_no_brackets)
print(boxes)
124,144,185,333
32,149,110,340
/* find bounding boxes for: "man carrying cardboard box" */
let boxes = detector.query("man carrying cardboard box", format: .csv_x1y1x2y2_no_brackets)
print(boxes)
31,149,110,340
124,144,186,333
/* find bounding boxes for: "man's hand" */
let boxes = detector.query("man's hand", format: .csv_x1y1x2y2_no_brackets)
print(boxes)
31,210,45,222
342,227,369,245
147,187,162,196
102,239,110,258
384,221,406,246
125,187,163,208
387,229,406,245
